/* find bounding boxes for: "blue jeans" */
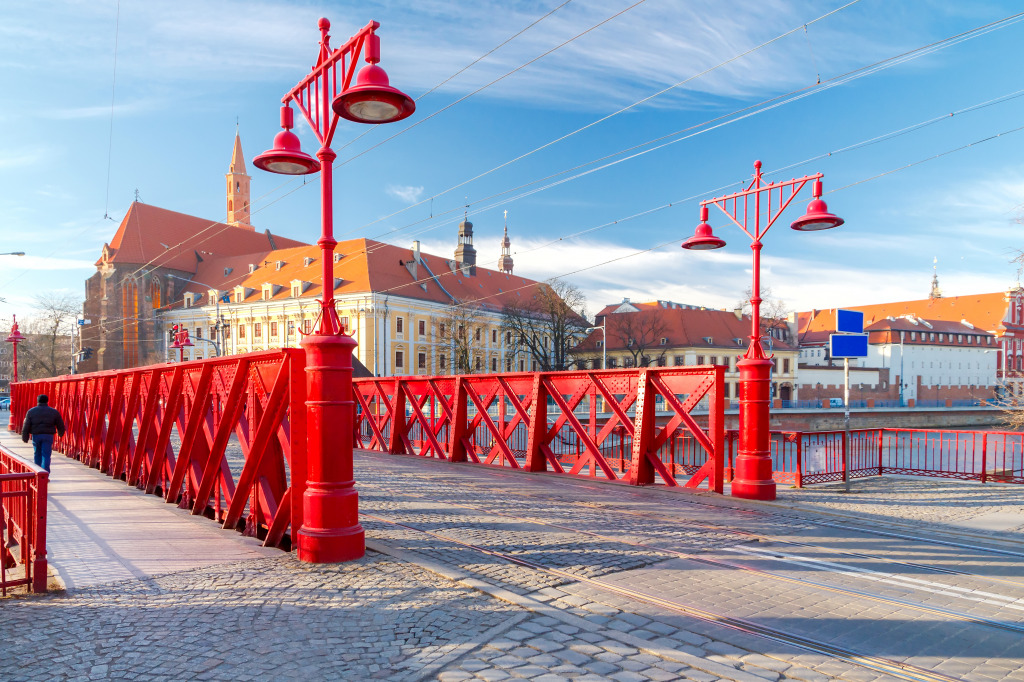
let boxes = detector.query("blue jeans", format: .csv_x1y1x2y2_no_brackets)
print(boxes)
32,434,54,472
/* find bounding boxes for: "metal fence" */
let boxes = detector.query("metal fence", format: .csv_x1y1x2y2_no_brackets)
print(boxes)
725,428,1024,486
0,444,48,593
9,349,307,550
354,366,726,492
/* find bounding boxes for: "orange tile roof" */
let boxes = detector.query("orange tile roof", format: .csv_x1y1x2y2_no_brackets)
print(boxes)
578,301,794,352
182,238,549,307
796,291,1015,339
101,202,307,272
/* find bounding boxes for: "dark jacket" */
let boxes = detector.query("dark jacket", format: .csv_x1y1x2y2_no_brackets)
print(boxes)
21,404,66,442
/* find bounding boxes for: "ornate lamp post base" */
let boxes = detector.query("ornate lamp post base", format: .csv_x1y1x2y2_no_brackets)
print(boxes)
733,353,776,501
297,331,365,563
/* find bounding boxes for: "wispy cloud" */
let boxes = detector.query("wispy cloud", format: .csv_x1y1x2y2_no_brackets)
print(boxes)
387,184,426,204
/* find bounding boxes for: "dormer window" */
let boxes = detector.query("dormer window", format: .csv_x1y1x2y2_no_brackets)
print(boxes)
275,260,286,271
703,336,713,344
303,256,314,267
248,264,257,274
660,337,668,345
223,267,233,276
333,253,342,263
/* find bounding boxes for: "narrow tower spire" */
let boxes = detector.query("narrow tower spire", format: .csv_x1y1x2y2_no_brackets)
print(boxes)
498,209,514,274
929,257,942,300
226,131,254,230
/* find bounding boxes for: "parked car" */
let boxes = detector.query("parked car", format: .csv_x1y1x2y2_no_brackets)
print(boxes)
0,398,10,410
827,398,844,408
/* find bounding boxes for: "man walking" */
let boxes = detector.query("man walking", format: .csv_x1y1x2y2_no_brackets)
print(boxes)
21,394,66,472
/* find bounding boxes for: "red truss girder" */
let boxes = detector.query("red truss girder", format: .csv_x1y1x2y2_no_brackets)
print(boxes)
8,350,307,549
354,367,725,492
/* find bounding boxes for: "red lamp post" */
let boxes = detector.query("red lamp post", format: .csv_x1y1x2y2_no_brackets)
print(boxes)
254,18,415,563
6,315,26,431
682,160,842,501
169,324,193,363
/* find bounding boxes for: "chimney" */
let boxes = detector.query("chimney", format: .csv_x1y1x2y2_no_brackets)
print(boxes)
412,240,422,263
734,307,743,320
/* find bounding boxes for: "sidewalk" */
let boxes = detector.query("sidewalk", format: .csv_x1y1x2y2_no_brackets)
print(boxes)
0,429,277,591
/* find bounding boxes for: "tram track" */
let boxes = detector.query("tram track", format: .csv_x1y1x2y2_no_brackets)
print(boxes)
363,482,1024,633
362,509,962,682
360,464,1024,593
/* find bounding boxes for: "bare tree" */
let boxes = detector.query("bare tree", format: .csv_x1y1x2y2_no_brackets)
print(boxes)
501,278,589,371
18,292,82,380
737,285,792,343
437,299,485,374
606,309,670,367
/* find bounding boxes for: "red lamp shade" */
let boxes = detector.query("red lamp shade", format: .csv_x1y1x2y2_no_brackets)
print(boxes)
682,207,726,250
5,328,25,344
790,198,844,231
790,180,843,231
333,64,416,124
253,130,321,175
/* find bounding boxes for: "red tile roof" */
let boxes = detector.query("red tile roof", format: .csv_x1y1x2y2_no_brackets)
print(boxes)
796,292,1014,338
182,238,550,307
578,301,794,352
100,202,307,272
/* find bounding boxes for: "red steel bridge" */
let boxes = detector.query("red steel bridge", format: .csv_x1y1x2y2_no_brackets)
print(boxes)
5,350,1021,577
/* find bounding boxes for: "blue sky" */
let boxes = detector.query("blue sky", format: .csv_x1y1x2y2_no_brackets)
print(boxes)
2,0,1024,323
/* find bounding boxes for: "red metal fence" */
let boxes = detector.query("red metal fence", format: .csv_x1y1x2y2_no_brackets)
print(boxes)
732,428,1024,486
354,366,726,491
0,444,47,594
9,349,307,548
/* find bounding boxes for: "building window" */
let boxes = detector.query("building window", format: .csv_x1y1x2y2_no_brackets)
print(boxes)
396,317,404,334
491,358,497,371
475,356,482,370
440,355,447,369
287,321,295,338
519,359,525,371
492,330,497,343
506,358,512,371
608,358,617,368
262,289,271,301
238,325,246,339
234,292,243,303
475,328,481,341
223,326,230,340
782,358,790,374
291,285,300,298
270,322,278,337
696,355,705,365
341,316,349,332
418,320,426,336
255,323,262,337
418,352,426,369
440,323,446,337
656,356,666,367
395,350,404,368
195,327,202,339
660,337,668,345
458,324,465,338
303,319,312,334
506,331,512,344
674,355,684,366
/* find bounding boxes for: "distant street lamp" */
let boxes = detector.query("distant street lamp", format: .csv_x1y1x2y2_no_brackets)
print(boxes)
6,315,26,431
253,17,414,563
682,160,842,501
586,322,607,369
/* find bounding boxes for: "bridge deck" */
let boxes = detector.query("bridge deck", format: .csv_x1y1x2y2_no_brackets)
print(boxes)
3,426,1024,681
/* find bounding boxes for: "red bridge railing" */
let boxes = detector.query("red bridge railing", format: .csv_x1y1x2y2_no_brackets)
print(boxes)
354,366,725,492
0,444,48,594
9,349,307,549
731,427,1024,486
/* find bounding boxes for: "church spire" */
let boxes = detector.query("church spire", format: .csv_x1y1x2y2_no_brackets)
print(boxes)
454,200,476,276
929,257,942,299
498,209,514,274
226,131,253,230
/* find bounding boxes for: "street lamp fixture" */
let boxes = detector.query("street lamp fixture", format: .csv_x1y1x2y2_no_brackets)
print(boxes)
586,323,607,369
254,17,414,564
6,316,26,431
682,160,842,501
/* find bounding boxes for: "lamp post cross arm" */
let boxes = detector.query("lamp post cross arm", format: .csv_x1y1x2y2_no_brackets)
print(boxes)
284,20,380,147
704,171,823,241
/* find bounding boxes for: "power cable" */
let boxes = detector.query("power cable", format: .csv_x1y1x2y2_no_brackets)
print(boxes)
102,0,121,221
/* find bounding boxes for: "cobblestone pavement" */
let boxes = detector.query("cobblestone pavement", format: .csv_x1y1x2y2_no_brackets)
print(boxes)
4,445,1024,681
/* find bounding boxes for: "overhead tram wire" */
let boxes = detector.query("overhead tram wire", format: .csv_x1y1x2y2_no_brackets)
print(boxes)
339,0,867,238
112,9,1024,295
102,0,121,222
350,8,1024,250
349,9,1024,259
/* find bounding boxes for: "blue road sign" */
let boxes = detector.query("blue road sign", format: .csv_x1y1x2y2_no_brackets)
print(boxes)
830,333,868,358
836,309,864,334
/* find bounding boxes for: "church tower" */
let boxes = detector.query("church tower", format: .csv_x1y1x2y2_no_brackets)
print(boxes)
929,257,942,300
498,210,514,274
455,210,477,276
226,132,254,230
